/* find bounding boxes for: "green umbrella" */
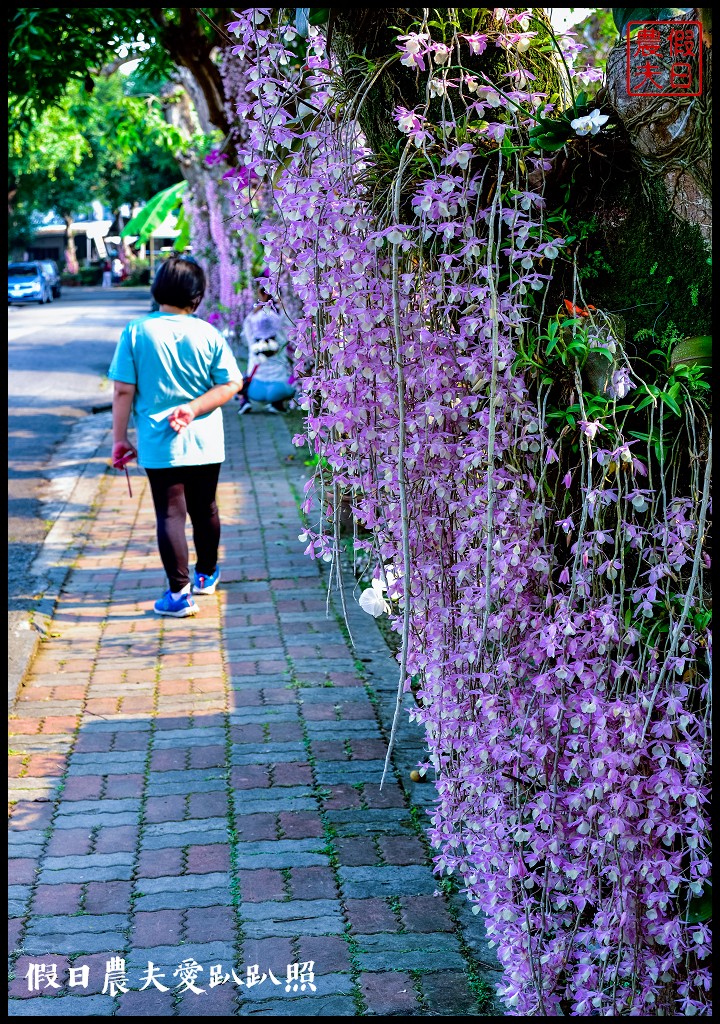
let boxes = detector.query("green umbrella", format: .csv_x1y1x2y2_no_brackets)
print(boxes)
121,181,188,244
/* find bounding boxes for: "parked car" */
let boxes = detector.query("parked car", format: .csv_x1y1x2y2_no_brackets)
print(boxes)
8,262,53,305
40,259,62,298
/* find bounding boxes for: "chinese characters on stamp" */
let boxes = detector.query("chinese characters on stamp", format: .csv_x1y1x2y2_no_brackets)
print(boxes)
626,20,703,97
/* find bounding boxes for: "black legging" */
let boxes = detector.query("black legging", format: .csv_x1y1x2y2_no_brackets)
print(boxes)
145,464,222,592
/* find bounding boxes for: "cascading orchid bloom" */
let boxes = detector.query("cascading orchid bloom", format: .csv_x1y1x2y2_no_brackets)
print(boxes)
222,11,712,1017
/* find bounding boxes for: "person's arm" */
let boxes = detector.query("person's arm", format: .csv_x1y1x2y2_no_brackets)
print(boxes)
112,380,138,465
168,380,242,433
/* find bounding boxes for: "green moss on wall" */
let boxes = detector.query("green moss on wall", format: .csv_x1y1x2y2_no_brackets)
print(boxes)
583,177,712,343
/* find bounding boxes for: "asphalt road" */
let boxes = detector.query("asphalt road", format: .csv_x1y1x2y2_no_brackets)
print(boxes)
8,286,151,672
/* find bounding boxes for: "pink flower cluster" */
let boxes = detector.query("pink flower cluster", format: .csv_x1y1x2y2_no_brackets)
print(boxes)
223,10,712,1016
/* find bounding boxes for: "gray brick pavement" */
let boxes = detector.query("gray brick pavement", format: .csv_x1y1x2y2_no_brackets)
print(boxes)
8,409,503,1016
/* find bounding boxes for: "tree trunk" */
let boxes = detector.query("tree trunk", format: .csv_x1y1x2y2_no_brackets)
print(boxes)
568,27,711,342
63,214,79,274
328,9,711,341
149,8,236,139
606,26,711,246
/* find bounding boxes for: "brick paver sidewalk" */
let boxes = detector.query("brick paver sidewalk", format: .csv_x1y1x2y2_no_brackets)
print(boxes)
9,409,501,1016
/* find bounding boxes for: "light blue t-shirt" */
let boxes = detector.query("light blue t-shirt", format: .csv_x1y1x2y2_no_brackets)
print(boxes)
108,312,242,469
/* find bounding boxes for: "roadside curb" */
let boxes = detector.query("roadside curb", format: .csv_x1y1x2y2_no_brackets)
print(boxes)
8,411,113,711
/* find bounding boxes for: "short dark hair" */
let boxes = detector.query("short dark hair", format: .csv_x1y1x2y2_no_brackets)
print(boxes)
151,256,205,311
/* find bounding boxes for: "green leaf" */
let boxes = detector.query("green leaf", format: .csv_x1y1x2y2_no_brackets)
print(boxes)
669,336,712,372
172,202,190,252
693,609,712,630
658,391,682,416
530,116,571,138
593,347,616,362
532,137,568,152
614,7,693,37
658,7,692,21
501,132,516,158
684,887,712,924
308,8,330,25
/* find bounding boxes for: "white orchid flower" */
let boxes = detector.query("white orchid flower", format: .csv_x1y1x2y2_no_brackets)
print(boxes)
476,87,502,108
397,32,430,55
359,579,390,617
570,109,609,137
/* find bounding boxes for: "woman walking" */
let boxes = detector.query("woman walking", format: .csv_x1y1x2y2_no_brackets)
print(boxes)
108,256,243,617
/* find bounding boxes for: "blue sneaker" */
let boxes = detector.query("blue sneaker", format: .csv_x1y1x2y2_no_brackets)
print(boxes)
192,566,221,595
154,590,198,617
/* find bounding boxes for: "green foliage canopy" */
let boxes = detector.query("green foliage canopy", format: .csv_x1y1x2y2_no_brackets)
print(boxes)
10,73,185,227
8,8,151,127
9,8,236,133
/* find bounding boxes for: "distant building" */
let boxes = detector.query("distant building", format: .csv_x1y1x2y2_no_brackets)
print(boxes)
27,214,180,270
27,220,113,265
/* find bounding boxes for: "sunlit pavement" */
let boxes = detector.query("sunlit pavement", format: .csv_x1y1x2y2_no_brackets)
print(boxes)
8,287,151,707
